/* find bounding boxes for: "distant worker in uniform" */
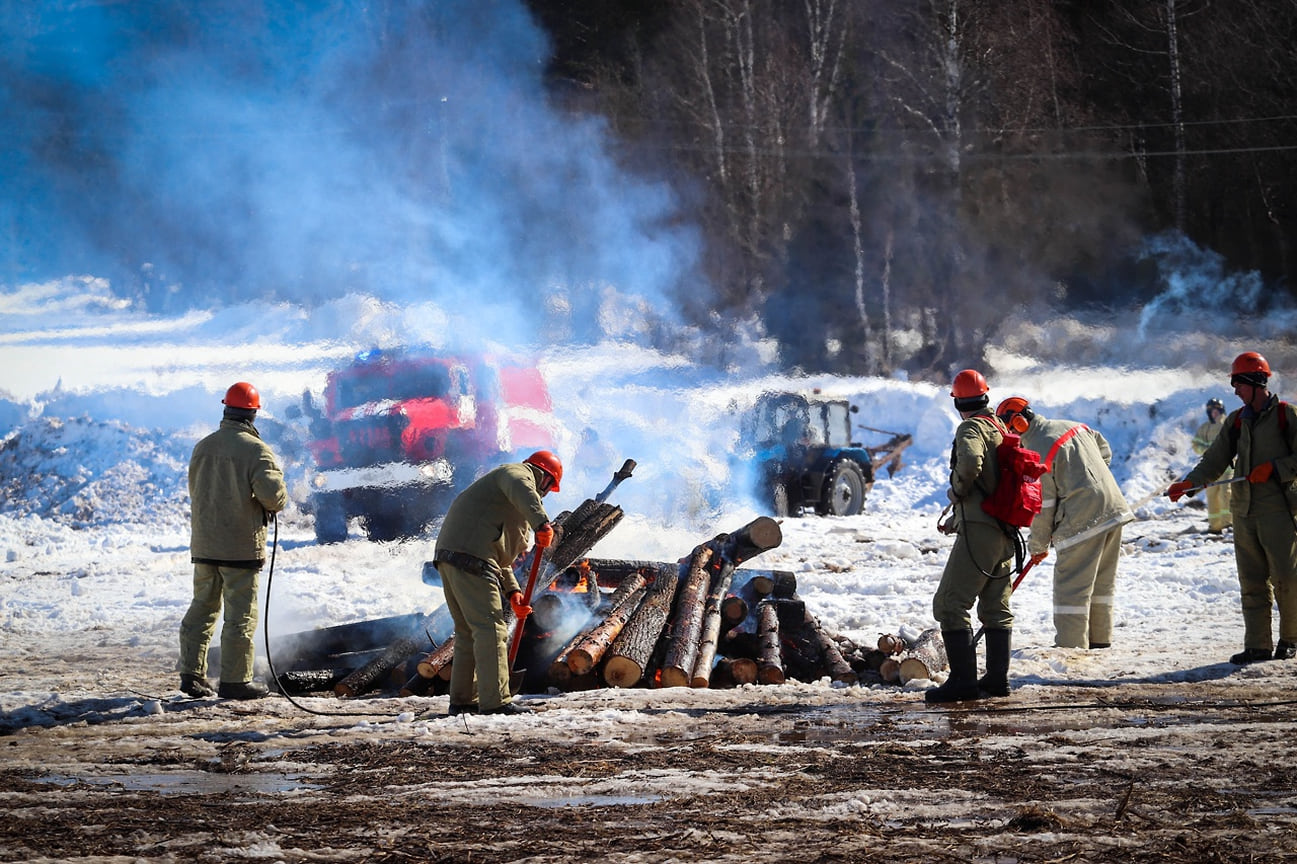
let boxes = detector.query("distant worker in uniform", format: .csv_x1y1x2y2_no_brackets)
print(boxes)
1169,352,1297,664
178,382,288,699
433,451,561,715
1192,398,1233,534
996,397,1134,649
927,369,1016,703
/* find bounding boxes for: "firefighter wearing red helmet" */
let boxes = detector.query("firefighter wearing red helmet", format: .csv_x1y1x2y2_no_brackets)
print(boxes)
927,368,1016,704
1169,351,1297,664
178,382,287,699
432,451,562,715
996,396,1133,651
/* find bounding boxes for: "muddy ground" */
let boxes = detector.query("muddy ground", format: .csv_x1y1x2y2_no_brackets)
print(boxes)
4,671,1296,864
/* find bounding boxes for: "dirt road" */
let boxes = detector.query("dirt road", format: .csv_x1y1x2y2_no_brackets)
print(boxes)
4,671,1296,863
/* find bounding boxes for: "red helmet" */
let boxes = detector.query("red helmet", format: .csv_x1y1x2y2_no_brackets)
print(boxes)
1231,352,1270,379
950,369,989,399
524,450,563,492
996,396,1032,433
222,382,261,410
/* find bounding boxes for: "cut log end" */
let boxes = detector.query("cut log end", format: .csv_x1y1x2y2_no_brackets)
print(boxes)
603,655,643,689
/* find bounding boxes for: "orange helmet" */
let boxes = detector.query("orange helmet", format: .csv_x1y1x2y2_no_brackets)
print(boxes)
222,382,261,410
524,450,563,492
996,396,1032,433
950,369,989,399
1231,351,1270,379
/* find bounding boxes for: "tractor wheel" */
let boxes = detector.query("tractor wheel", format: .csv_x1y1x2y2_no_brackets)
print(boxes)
772,481,791,518
818,460,867,516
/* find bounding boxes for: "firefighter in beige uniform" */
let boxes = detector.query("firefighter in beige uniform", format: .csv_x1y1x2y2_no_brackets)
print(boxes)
927,369,1016,704
433,452,560,716
1193,398,1232,533
996,397,1133,649
178,382,288,699
1169,352,1297,664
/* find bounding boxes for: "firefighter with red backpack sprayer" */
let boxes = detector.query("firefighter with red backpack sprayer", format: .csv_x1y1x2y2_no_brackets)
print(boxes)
1167,351,1297,666
928,369,1045,704
996,396,1133,651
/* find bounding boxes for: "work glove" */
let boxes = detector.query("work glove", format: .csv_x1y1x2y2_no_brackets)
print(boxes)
1029,551,1049,567
1166,480,1195,502
509,591,532,619
534,522,554,549
1248,461,1276,484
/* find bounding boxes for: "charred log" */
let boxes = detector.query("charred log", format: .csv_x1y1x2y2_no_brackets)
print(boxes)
750,569,797,599
269,668,351,695
334,637,421,698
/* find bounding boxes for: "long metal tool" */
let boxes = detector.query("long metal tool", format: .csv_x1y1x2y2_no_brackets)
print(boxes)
595,459,636,504
508,545,544,668
973,560,1036,646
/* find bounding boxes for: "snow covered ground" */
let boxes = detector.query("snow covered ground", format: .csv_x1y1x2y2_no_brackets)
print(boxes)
2,282,1296,861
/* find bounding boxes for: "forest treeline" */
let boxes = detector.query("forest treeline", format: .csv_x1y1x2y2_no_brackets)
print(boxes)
526,0,1297,374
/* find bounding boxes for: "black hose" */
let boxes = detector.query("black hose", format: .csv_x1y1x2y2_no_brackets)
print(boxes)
262,513,415,718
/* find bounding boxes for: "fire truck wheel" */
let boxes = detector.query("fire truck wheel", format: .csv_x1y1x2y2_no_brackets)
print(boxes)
312,494,349,544
818,460,867,517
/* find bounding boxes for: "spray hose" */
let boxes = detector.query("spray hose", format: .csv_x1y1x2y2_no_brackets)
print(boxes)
263,513,419,719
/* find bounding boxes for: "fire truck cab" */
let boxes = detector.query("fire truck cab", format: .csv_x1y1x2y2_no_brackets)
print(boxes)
302,348,559,543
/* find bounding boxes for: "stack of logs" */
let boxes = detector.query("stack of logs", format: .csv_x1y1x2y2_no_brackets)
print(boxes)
265,509,951,698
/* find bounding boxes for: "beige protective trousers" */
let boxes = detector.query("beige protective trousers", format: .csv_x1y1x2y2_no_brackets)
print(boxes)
1232,510,1297,651
1053,526,1123,648
933,521,1015,631
1206,483,1233,533
177,563,259,684
439,561,513,711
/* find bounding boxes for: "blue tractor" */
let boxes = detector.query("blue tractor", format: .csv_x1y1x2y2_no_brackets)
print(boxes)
740,392,912,517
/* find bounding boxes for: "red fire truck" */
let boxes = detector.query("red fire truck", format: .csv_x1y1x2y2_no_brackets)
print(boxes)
301,348,560,543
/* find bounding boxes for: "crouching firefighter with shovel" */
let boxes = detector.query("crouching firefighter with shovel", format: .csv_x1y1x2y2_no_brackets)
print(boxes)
929,370,1041,704
433,451,561,716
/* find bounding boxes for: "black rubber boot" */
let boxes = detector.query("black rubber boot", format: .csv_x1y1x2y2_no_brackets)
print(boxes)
218,680,270,700
925,629,980,704
978,629,1011,697
179,674,216,698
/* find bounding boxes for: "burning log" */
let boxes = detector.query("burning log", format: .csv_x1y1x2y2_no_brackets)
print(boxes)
659,546,715,688
335,637,421,698
690,559,738,688
603,562,682,688
567,583,650,676
756,601,785,685
719,516,784,565
898,629,947,684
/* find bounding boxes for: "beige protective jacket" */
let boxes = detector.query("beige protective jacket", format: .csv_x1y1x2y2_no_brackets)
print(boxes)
1021,415,1133,555
435,462,550,596
188,418,287,566
1186,396,1297,517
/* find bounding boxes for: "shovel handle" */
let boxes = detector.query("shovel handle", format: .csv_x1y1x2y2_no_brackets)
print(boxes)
508,544,545,667
973,561,1037,645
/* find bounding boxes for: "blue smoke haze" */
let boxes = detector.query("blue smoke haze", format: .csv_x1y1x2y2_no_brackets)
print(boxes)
1,0,697,349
